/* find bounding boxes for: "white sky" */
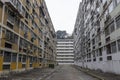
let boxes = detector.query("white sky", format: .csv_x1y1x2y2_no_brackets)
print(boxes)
45,0,81,34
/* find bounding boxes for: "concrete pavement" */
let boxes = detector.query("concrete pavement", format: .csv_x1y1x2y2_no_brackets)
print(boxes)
46,65,99,80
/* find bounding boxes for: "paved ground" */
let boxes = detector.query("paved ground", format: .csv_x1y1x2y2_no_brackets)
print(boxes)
74,65,120,80
46,65,99,80
2,67,59,80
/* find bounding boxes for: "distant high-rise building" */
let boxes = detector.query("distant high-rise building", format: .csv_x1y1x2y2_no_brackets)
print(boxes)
56,39,74,65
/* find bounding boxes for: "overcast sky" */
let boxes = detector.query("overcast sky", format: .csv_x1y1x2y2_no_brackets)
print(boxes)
45,0,81,34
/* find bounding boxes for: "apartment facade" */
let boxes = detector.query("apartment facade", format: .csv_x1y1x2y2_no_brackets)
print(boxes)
57,39,74,65
0,0,56,75
74,0,120,74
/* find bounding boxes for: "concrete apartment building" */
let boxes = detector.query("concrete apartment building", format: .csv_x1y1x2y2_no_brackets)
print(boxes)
56,39,74,65
73,0,120,74
0,0,56,75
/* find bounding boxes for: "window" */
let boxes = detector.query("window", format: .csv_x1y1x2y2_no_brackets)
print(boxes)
92,39,95,45
3,65,10,70
8,10,15,24
16,0,22,12
19,54,22,62
117,0,120,4
109,21,115,33
15,17,20,26
99,48,102,56
107,56,112,60
93,58,96,62
14,34,18,44
116,15,120,29
12,53,17,62
22,64,26,68
5,42,12,49
22,55,26,62
4,51,11,62
105,26,110,36
106,44,111,54
25,12,29,19
109,1,114,13
117,39,120,51
7,22,13,29
6,30,14,43
22,7,25,17
111,42,117,53
99,57,103,61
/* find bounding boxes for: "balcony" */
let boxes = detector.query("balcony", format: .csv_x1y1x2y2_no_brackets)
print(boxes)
3,0,23,18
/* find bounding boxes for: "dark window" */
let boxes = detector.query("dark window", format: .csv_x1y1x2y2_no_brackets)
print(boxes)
3,65,10,70
7,22,13,29
118,39,120,51
30,64,32,67
99,48,102,56
93,58,96,62
18,54,22,62
5,42,12,49
22,64,26,68
107,56,112,60
22,55,26,62
106,44,111,54
99,57,103,61
4,51,11,62
106,37,110,43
